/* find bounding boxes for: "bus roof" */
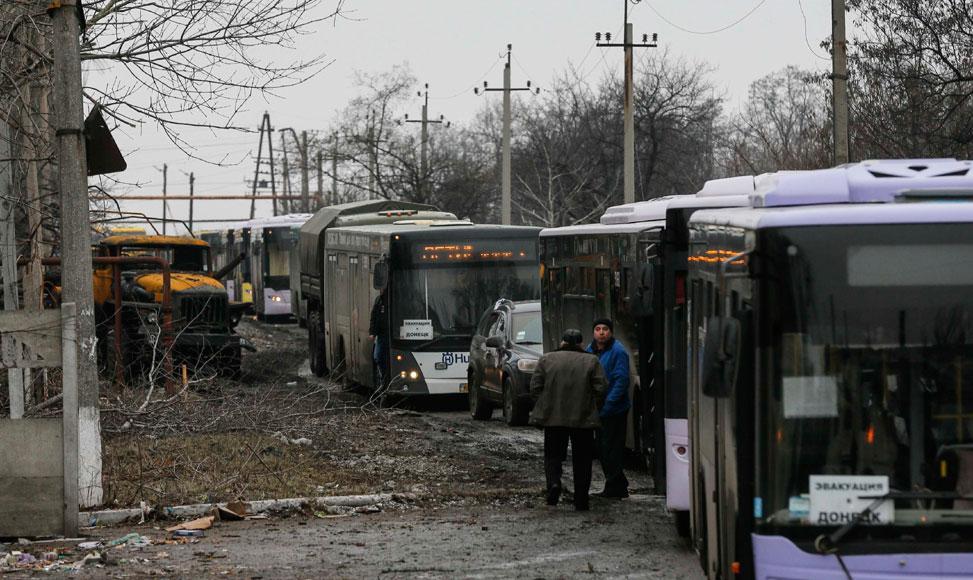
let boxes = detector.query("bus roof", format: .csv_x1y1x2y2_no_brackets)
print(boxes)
751,159,973,208
599,195,688,225
328,222,540,239
691,201,973,230
245,213,314,229
540,220,665,237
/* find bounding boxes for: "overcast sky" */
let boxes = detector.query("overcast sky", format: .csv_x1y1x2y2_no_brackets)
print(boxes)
98,0,840,233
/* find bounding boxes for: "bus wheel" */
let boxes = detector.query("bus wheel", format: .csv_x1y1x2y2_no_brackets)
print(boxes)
469,371,493,420
503,377,528,426
675,510,690,538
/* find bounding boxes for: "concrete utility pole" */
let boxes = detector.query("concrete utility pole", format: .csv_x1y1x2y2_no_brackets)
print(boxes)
596,2,658,204
406,85,448,203
331,133,339,206
188,172,195,233
476,45,537,225
50,0,102,506
1,114,25,419
161,163,168,235
279,132,291,215
316,151,323,210
832,0,850,165
301,131,310,213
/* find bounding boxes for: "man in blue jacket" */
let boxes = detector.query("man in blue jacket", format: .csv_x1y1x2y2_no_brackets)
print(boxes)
586,317,630,499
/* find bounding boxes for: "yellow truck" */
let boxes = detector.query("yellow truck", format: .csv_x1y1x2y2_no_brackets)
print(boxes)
92,235,252,381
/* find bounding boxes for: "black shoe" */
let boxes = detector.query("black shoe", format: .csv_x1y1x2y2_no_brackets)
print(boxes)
575,501,590,511
546,485,561,506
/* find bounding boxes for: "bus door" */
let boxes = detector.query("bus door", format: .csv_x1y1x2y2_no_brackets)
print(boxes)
543,266,564,352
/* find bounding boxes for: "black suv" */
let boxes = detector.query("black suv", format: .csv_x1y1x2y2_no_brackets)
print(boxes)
467,299,543,426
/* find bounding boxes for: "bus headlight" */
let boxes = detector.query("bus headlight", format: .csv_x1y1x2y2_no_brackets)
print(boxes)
409,370,419,380
517,358,538,372
270,295,282,302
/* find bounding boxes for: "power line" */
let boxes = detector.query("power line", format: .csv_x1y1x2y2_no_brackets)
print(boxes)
429,54,506,101
797,0,831,61
645,0,768,35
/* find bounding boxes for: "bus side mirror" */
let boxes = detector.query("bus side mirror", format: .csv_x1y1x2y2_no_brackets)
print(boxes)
629,264,654,316
701,315,741,398
373,262,389,290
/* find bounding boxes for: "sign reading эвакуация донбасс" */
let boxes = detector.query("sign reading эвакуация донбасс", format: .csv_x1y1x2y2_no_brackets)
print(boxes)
809,475,893,525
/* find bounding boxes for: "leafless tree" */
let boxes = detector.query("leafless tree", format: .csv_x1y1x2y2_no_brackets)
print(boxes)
720,66,831,175
848,0,973,158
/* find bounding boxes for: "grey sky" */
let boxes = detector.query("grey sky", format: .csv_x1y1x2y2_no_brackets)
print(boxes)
100,0,838,232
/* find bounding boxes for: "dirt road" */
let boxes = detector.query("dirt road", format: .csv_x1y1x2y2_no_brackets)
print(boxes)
6,320,705,579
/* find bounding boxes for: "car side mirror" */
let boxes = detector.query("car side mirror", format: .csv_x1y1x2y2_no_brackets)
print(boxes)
701,315,741,398
373,261,389,290
485,336,504,349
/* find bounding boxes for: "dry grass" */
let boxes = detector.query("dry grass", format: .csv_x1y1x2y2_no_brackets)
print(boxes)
103,431,383,507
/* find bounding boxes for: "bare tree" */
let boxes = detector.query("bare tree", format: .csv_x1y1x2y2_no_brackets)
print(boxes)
846,0,973,159
720,66,831,175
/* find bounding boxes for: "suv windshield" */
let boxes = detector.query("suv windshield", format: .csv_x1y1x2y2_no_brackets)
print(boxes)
512,310,542,344
757,224,973,533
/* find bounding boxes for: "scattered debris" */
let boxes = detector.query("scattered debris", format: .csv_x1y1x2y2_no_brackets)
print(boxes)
271,431,312,446
166,515,215,532
78,541,103,551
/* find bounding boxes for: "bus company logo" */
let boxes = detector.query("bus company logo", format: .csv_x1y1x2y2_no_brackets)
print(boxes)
440,352,469,367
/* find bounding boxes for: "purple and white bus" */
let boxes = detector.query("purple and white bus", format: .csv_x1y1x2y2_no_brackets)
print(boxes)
687,160,973,579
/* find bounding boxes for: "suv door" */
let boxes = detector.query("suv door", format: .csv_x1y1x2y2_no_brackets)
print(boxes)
482,312,507,394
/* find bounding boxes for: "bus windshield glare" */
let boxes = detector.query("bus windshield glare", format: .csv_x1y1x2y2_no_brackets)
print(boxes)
758,224,973,532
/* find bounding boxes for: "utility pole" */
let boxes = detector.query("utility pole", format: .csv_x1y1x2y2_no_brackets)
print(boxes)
250,113,278,219
161,164,168,235
301,131,310,213
832,0,850,165
476,45,537,225
279,132,291,215
188,172,195,233
406,85,448,204
596,2,658,204
50,0,102,506
331,133,339,206
1,114,25,420
316,150,323,210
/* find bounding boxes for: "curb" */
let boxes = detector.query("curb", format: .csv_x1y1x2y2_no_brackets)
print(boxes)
81,493,408,527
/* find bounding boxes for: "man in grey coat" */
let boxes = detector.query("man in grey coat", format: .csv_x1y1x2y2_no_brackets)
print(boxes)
529,329,608,511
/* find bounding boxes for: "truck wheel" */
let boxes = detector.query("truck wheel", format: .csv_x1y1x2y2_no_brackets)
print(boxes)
309,311,327,377
469,371,493,420
503,377,529,426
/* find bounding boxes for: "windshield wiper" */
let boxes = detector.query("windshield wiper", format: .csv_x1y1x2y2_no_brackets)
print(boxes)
816,490,973,554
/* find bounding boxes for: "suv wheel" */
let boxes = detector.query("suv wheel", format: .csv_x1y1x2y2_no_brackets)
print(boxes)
503,376,529,426
469,371,493,420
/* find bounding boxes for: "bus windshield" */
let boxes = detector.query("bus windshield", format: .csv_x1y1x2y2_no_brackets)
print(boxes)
391,264,539,343
758,224,973,532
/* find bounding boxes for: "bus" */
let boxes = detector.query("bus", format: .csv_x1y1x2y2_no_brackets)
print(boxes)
247,213,314,321
324,221,541,394
687,160,973,579
539,198,675,466
220,224,252,304
298,200,453,375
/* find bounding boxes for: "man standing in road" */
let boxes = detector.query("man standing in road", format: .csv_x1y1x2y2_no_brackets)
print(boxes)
368,289,390,388
529,329,607,511
587,318,631,499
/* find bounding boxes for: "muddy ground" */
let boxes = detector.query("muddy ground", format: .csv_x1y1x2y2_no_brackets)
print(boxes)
4,319,705,579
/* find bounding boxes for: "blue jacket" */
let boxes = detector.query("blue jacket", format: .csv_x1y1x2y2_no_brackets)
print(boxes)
586,338,631,417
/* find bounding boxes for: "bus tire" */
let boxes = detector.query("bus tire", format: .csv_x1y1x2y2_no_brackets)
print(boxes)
675,510,690,538
469,371,493,420
309,311,327,377
503,377,528,426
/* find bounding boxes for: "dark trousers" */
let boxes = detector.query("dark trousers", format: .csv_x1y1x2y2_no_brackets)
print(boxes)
597,411,630,494
373,336,389,387
544,427,596,505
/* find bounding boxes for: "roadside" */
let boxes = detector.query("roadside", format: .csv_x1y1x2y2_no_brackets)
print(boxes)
4,318,704,579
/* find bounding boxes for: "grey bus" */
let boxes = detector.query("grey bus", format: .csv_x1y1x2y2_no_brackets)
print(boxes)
323,221,541,394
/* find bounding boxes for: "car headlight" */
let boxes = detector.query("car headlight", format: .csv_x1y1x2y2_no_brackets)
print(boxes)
517,358,538,372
